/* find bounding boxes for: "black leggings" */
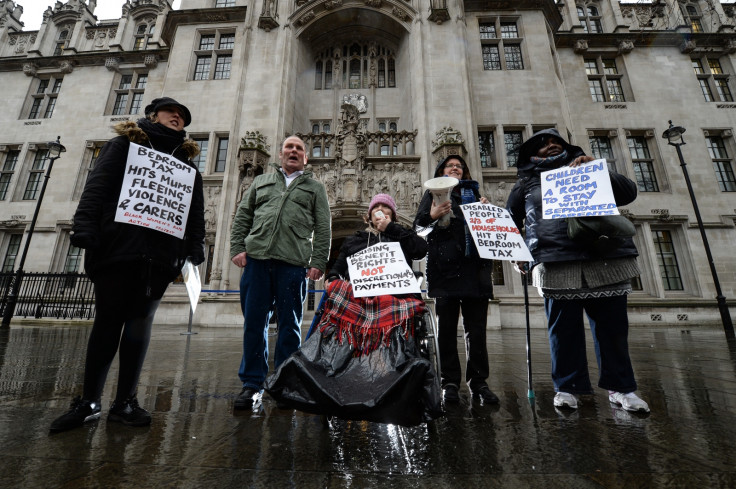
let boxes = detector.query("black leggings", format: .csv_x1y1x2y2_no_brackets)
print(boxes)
82,270,167,402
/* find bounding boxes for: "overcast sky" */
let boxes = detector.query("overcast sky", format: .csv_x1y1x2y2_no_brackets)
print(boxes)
18,0,181,31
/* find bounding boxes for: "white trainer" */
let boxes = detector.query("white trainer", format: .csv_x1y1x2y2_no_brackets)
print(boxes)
553,392,579,409
609,391,650,413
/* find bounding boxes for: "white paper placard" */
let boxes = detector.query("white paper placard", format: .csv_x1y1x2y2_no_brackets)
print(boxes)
347,241,421,298
460,202,532,261
115,142,196,238
540,159,619,219
181,259,201,313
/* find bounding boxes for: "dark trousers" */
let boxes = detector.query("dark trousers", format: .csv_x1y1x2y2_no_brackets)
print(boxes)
83,270,165,402
435,297,490,390
545,294,637,394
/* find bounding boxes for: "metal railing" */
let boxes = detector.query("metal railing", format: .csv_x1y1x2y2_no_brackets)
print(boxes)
0,272,96,320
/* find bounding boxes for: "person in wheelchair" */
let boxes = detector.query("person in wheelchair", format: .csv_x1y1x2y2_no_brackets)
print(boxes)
265,194,443,426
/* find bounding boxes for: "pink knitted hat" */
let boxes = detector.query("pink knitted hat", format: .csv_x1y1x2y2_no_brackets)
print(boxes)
368,193,397,219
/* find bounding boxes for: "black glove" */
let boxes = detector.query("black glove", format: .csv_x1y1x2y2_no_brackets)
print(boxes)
69,231,99,250
188,253,205,266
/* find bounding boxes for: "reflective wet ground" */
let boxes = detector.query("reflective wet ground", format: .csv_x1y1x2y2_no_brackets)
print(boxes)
1,323,735,488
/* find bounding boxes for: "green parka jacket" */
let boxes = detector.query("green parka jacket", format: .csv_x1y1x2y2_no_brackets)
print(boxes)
230,163,331,271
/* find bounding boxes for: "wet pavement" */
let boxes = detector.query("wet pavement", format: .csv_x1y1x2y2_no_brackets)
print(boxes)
0,322,735,488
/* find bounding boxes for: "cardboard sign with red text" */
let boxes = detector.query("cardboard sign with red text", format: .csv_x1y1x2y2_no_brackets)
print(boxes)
460,202,532,261
347,241,421,298
115,142,196,239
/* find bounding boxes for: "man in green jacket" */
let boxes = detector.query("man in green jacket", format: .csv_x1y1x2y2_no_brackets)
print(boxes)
230,135,331,409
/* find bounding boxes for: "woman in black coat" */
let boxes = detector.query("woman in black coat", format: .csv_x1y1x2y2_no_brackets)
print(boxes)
506,128,649,413
413,155,498,405
50,97,205,433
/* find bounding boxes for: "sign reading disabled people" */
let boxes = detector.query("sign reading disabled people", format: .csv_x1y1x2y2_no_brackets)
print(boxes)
540,159,618,219
114,142,196,239
347,241,421,298
460,203,532,261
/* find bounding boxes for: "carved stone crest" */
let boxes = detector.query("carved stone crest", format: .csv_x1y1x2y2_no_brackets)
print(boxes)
342,93,368,113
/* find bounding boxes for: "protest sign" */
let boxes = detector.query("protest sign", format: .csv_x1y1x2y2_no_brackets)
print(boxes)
347,241,421,298
114,142,196,239
460,203,532,261
181,259,201,313
540,159,618,219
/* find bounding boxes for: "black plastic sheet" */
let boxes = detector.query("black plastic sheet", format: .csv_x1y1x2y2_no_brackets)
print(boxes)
265,326,443,426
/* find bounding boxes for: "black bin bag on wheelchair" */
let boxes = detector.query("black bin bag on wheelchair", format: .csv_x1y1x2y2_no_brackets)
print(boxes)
264,280,443,427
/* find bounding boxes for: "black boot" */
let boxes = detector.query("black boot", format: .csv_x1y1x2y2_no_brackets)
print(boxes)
49,397,101,433
108,396,151,426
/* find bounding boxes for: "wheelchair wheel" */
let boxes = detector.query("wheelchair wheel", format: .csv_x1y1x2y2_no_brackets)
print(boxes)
416,311,442,392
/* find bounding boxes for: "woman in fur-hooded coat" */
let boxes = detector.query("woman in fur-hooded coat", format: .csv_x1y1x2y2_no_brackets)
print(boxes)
50,98,204,433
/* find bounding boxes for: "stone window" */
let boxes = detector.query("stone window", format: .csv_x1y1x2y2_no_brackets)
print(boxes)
0,149,20,201
588,133,618,172
54,26,72,56
26,77,63,120
479,18,524,71
23,149,49,200
191,137,210,172
63,243,83,273
692,57,733,102
652,229,683,290
1,234,22,272
705,134,736,191
503,129,523,168
309,122,332,157
378,120,399,155
626,135,659,192
133,22,155,50
577,3,603,33
478,130,496,168
313,43,396,90
682,3,703,32
110,72,147,115
215,0,235,6
193,31,234,81
215,136,229,172
72,143,103,200
584,57,627,102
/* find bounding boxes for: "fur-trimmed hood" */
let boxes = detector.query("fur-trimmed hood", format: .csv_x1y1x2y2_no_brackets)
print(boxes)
113,121,200,159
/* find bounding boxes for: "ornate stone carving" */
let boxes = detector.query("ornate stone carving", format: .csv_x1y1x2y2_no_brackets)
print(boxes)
105,57,121,72
725,39,736,54
240,131,271,152
573,40,588,54
203,186,221,233
391,7,409,22
259,0,279,31
23,63,38,77
431,126,465,150
618,40,634,54
295,10,315,26
144,55,158,68
680,40,696,53
364,0,382,7
58,60,75,74
324,0,342,10
342,93,368,113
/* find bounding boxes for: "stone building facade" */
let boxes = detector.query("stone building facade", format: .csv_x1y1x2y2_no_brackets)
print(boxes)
1,0,736,328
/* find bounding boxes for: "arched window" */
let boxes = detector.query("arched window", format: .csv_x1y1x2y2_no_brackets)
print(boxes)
133,21,155,50
313,42,397,90
577,3,602,33
685,4,703,32
54,27,71,56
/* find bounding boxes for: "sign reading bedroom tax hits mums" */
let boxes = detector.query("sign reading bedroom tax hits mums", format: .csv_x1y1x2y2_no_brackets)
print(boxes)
115,143,196,239
347,241,421,298
460,203,532,261
540,159,619,219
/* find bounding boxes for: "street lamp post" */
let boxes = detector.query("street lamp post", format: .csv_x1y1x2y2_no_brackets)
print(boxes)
1,137,66,328
662,121,735,339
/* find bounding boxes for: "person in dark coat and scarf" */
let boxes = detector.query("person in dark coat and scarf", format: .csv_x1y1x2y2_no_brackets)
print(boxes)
506,128,649,413
50,97,205,433
413,155,499,405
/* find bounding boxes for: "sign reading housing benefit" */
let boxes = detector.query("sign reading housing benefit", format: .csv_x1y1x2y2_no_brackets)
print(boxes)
115,142,196,239
540,159,619,219
347,241,422,298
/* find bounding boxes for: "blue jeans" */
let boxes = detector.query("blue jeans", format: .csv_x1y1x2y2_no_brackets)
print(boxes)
238,257,307,390
545,295,637,394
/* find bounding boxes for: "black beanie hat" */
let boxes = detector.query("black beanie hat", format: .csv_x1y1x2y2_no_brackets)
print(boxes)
144,97,192,127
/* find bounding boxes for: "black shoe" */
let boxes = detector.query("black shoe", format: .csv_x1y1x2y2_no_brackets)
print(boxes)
234,387,262,410
443,384,460,404
50,396,101,433
471,385,500,405
108,397,151,427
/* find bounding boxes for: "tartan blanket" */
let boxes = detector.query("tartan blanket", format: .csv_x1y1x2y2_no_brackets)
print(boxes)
317,279,427,356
